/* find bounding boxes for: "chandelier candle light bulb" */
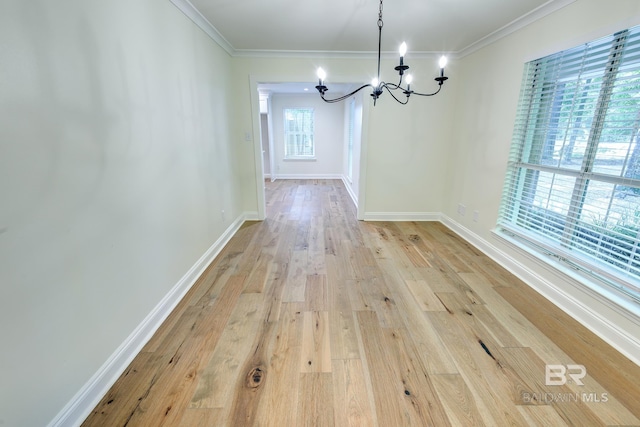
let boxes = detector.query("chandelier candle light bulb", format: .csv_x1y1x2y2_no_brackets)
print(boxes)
395,41,409,76
406,74,413,92
399,42,407,67
317,67,326,85
314,0,449,105
439,56,447,77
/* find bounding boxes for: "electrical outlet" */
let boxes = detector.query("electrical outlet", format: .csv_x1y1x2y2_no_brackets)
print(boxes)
221,210,226,222
458,204,466,216
473,210,479,222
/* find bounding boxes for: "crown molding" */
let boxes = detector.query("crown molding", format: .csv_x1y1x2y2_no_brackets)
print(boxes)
456,0,576,58
169,0,235,56
170,0,575,60
232,49,451,60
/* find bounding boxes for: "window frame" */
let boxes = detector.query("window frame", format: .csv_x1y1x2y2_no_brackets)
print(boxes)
283,108,315,160
498,26,640,305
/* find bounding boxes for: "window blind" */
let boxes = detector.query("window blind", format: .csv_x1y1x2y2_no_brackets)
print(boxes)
498,26,640,302
284,108,315,158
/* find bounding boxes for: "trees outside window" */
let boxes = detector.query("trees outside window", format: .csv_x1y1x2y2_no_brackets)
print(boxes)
499,27,640,302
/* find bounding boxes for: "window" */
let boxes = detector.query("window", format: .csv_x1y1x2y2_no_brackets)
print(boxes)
498,26,640,303
284,108,315,158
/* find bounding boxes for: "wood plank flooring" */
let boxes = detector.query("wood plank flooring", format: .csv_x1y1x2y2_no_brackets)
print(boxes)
83,179,640,426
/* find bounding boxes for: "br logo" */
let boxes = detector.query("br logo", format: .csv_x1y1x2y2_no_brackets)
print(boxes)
545,364,586,386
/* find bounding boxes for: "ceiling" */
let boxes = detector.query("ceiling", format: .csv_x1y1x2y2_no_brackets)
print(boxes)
177,0,573,95
187,0,566,54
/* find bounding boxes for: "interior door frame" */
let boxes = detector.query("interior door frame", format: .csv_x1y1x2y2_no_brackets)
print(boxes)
249,75,369,220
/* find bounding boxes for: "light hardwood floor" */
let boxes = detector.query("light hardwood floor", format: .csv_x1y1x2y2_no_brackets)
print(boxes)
83,179,640,426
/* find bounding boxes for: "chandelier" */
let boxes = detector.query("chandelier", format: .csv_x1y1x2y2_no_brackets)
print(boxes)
315,0,449,105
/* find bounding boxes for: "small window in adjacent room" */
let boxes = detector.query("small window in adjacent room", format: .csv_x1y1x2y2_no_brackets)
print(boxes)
498,25,640,304
283,108,315,159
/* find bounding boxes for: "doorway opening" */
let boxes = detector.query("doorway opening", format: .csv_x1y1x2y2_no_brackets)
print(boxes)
253,81,367,220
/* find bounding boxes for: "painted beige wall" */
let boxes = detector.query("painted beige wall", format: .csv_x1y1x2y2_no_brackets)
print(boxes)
0,0,240,425
364,73,455,215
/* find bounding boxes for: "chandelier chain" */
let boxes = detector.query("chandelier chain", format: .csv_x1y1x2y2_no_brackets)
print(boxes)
378,0,383,28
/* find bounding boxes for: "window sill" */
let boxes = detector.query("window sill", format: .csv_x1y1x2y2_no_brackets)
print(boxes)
492,227,640,315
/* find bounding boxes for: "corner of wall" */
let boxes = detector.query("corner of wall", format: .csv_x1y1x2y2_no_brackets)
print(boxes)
169,0,235,55
47,213,250,427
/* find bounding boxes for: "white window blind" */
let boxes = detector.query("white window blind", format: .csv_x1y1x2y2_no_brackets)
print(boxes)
284,108,314,158
498,26,640,303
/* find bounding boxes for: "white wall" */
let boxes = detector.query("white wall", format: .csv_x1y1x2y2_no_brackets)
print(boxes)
270,93,345,177
444,0,640,361
363,76,455,217
0,0,240,425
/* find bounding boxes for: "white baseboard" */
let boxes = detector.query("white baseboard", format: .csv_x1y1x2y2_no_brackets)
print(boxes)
243,211,261,221
274,174,343,180
340,176,358,207
47,213,252,427
440,215,640,366
363,212,441,222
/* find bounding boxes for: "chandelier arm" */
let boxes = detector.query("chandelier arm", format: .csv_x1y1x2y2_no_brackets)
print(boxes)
383,82,402,91
381,83,409,104
320,84,373,103
408,84,444,97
